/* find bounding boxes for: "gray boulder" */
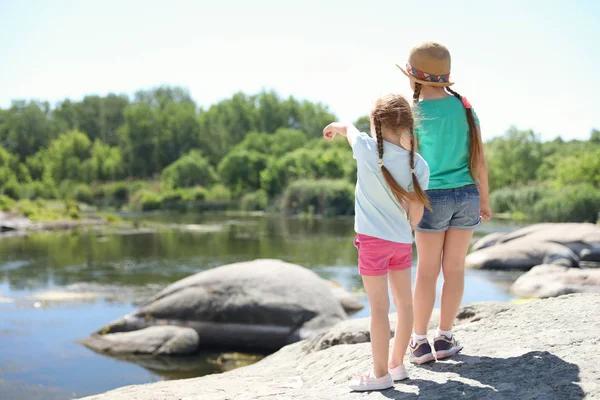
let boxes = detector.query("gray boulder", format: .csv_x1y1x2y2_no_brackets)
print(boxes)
470,223,600,270
465,239,579,270
511,264,600,298
78,294,599,400
471,232,505,251
85,259,348,352
80,326,199,355
495,223,600,248
327,280,364,315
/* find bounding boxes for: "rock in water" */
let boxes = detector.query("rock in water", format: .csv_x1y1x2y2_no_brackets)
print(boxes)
80,326,199,355
469,223,600,270
471,232,505,251
465,240,579,270
511,264,600,298
84,259,347,353
77,294,599,400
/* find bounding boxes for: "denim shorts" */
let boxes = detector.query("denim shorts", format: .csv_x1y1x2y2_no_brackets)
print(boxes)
416,184,481,233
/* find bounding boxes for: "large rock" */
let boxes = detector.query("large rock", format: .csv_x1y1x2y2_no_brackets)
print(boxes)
80,326,199,355
302,302,511,353
84,260,348,352
467,223,600,270
494,223,600,250
511,264,600,298
78,294,599,400
465,239,579,270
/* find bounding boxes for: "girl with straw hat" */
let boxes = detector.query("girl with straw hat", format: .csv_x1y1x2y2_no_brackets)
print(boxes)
396,41,491,365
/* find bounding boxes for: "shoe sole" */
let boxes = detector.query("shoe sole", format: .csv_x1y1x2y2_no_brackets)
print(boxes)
391,373,409,381
349,382,394,392
409,352,436,365
434,345,463,360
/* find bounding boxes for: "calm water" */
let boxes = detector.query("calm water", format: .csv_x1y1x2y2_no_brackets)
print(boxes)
0,214,523,399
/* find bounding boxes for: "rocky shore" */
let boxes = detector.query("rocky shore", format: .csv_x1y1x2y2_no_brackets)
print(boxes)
79,293,599,400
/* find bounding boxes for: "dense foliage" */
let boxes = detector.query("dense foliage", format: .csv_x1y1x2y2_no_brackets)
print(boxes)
0,86,598,222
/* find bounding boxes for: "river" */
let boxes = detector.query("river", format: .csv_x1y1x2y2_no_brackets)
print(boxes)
0,213,524,399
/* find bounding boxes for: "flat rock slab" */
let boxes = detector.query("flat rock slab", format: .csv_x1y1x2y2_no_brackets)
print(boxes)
78,294,600,400
80,326,199,356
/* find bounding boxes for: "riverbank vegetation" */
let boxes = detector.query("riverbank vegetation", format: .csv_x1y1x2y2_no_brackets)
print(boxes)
1,87,598,222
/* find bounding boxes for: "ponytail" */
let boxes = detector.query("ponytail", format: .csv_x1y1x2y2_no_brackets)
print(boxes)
445,87,481,182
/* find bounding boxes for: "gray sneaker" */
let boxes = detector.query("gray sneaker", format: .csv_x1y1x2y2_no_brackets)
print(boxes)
433,333,463,360
409,337,435,365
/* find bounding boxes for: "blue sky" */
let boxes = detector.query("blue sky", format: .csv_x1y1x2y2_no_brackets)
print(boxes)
1,0,599,141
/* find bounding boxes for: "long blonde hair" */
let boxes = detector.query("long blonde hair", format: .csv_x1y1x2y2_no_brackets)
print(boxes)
372,94,431,210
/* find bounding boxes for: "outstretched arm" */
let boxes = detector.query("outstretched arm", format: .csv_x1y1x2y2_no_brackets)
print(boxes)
323,122,360,146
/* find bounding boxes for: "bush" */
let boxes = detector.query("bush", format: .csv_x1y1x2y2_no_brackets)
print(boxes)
0,195,15,211
2,178,21,200
490,185,550,214
206,184,232,203
72,184,93,204
161,150,218,188
240,190,268,211
532,184,600,222
65,200,81,220
281,179,354,216
21,181,56,200
14,199,61,221
112,182,130,203
91,181,150,207
189,187,208,202
131,190,162,211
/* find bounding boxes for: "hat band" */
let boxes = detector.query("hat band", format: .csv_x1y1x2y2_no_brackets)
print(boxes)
406,63,450,83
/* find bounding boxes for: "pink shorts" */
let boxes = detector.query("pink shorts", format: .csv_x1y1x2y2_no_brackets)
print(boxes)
354,234,412,276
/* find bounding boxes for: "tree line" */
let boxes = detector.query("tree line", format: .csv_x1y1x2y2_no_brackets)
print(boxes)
0,86,598,221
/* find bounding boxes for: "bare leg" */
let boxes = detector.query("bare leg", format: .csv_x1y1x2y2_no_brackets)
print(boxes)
413,231,445,335
361,274,390,377
439,229,474,331
388,268,413,368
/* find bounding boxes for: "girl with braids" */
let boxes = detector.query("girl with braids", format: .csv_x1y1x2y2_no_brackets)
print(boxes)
323,94,430,391
397,41,491,364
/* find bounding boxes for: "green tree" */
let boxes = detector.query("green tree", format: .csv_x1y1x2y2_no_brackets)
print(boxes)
590,129,600,144
269,128,306,156
554,149,600,187
89,140,125,181
118,103,160,177
44,130,92,183
0,101,60,158
161,150,218,188
485,127,542,191
218,150,270,195
155,102,202,168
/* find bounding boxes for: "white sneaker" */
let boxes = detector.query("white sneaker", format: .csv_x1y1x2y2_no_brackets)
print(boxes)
348,371,393,392
389,364,408,381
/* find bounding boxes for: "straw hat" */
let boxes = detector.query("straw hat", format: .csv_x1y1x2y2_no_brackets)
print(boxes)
396,42,454,87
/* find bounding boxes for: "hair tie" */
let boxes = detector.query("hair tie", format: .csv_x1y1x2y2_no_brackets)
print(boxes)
378,159,384,168
461,97,472,109
411,168,415,174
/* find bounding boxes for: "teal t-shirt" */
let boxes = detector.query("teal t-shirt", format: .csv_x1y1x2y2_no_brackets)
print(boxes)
415,96,479,190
